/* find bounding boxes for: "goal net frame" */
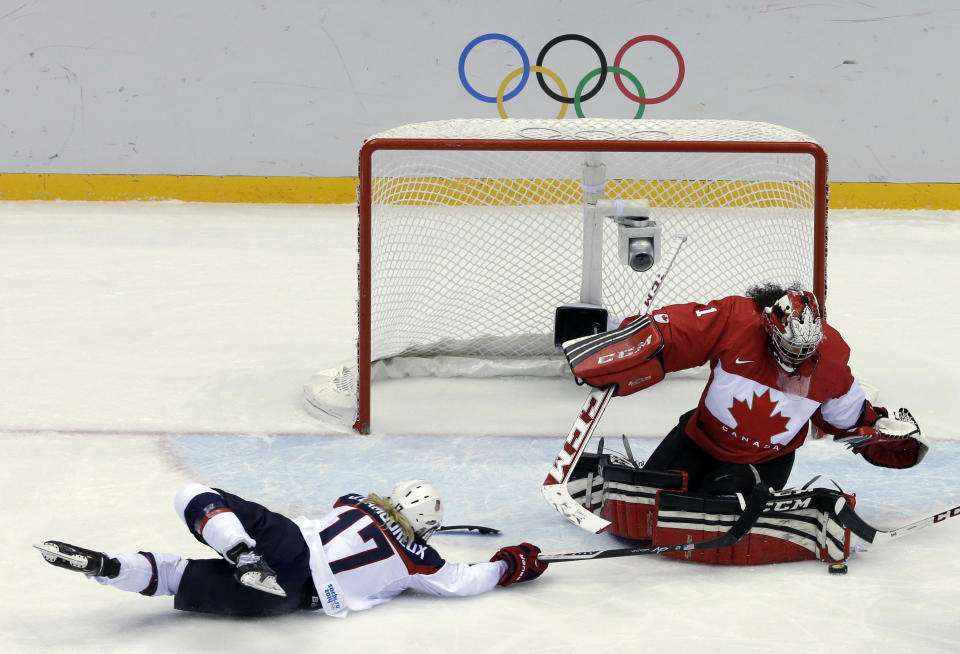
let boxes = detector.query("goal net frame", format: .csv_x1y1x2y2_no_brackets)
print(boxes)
323,119,828,434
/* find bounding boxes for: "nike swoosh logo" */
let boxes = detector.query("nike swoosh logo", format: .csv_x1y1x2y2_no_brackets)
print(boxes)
735,357,754,364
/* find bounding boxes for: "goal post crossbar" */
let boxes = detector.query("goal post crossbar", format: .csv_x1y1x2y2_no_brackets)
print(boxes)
343,119,828,434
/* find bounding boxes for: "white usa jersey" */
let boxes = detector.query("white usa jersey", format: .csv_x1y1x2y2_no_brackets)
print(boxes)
295,494,504,617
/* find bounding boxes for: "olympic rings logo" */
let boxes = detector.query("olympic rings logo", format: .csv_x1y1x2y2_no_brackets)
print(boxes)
458,33,685,119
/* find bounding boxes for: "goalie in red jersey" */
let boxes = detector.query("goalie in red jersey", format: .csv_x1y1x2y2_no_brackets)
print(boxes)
565,283,928,565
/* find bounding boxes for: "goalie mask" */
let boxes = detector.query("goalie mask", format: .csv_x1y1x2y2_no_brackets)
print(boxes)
762,290,823,371
391,479,443,540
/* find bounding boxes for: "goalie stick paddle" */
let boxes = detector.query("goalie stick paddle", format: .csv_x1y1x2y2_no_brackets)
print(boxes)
833,497,960,544
437,524,501,535
541,235,688,534
538,481,771,563
541,385,616,534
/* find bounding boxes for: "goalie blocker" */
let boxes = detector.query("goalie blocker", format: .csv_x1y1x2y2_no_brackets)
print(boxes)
567,454,856,565
562,314,665,396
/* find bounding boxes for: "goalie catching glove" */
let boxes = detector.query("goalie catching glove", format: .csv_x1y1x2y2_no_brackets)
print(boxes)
562,314,665,396
838,406,928,469
490,543,548,587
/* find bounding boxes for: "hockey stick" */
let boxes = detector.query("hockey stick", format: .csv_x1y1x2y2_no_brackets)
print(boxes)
541,235,688,534
437,524,501,535
539,481,771,562
833,498,960,544
541,385,616,533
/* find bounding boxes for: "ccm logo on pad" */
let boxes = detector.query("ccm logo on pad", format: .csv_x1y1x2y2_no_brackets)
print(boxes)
596,335,652,365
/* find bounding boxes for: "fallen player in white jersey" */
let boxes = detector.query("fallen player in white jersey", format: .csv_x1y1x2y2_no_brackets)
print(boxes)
35,479,547,617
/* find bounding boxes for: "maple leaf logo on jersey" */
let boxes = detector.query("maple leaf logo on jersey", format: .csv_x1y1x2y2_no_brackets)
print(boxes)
728,390,790,443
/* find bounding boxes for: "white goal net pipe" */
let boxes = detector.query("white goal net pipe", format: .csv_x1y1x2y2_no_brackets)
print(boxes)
306,119,828,434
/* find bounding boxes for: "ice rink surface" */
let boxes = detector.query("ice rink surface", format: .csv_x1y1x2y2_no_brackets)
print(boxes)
2,201,959,653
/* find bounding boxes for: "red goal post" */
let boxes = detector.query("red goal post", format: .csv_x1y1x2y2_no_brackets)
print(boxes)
305,118,828,434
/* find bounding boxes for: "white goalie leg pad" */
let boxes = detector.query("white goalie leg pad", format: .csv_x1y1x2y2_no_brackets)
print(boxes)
756,489,853,563
654,486,856,565
563,451,688,540
599,454,686,540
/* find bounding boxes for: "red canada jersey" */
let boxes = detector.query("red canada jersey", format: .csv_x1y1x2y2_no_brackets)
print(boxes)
649,296,867,464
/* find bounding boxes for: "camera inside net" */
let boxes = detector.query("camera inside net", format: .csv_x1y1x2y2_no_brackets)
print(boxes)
598,199,662,273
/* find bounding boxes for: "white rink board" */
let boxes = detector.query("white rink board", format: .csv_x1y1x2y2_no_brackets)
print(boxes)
0,2,957,181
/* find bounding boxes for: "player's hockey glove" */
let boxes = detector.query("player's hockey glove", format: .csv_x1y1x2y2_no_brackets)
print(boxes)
837,407,928,469
490,543,548,587
225,543,287,597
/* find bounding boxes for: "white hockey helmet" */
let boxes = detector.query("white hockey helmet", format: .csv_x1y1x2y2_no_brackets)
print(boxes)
390,479,443,541
762,290,824,371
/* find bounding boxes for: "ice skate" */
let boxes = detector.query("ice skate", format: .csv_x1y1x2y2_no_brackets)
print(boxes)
226,544,287,597
34,541,120,578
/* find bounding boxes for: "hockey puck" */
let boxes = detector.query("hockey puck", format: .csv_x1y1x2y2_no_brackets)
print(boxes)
828,563,848,575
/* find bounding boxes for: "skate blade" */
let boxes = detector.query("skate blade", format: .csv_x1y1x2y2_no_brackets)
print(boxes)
238,572,287,597
33,543,87,568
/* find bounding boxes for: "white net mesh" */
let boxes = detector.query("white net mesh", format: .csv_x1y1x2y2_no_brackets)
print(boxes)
304,118,827,431
370,118,818,144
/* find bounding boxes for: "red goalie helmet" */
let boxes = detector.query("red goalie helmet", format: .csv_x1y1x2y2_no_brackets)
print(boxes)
762,290,823,370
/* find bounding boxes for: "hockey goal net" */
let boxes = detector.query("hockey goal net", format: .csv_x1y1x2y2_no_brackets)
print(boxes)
304,118,828,434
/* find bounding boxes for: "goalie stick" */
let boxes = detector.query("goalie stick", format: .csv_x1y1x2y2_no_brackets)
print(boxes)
541,235,688,534
539,481,770,562
833,498,960,544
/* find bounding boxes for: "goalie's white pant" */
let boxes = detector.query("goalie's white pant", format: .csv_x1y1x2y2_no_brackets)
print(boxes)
94,552,187,596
